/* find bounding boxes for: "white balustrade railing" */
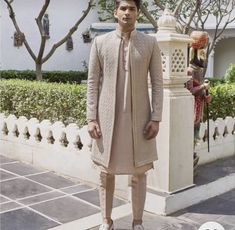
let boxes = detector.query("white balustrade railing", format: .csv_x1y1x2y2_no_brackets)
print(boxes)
0,113,234,197
195,117,235,164
0,113,97,190
0,113,234,164
0,113,91,151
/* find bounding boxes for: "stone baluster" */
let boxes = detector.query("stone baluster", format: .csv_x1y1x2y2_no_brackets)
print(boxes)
199,122,206,143
215,118,226,140
79,125,92,151
17,116,29,141
5,115,18,138
51,121,66,147
66,123,80,150
0,113,7,136
208,119,216,145
27,118,40,143
225,116,235,137
40,120,53,144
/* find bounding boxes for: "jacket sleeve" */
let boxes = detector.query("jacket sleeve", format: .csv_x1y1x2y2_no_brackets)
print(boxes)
149,39,163,122
86,37,102,121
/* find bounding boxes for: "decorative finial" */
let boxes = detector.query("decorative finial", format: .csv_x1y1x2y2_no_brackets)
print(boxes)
158,4,177,33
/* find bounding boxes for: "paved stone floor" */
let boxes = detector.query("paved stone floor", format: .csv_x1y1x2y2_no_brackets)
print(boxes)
1,155,235,230
0,155,126,230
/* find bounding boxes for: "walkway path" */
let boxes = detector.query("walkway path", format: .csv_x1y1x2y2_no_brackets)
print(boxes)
0,155,235,230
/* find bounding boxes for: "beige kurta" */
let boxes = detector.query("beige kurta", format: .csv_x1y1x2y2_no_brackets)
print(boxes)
97,36,153,175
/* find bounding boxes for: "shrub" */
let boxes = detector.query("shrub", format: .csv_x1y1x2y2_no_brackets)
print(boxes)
224,64,235,83
207,83,235,120
0,70,88,83
0,79,87,127
207,77,225,87
1,79,234,127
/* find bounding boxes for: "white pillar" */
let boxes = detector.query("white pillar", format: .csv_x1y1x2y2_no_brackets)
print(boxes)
147,7,194,200
206,50,215,78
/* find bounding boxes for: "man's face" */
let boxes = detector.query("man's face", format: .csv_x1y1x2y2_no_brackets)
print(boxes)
114,1,139,28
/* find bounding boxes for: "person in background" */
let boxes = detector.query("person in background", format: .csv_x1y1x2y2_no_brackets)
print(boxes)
186,31,211,174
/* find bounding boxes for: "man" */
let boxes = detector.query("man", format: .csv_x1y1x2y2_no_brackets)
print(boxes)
87,1,163,229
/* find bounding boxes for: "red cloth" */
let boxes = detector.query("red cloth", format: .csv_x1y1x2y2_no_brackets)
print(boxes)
186,79,205,124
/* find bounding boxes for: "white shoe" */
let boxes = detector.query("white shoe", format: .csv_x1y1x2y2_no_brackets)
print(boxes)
99,223,114,230
133,224,144,230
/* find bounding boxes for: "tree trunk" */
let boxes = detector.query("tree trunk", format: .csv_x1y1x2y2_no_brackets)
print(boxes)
36,63,42,81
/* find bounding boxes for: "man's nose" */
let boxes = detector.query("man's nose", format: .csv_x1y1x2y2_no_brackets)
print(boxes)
125,9,130,15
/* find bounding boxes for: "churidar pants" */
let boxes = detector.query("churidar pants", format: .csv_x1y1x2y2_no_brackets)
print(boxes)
99,171,147,221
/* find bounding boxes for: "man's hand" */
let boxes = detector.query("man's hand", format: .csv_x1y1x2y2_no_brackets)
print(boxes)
144,121,160,140
88,120,102,139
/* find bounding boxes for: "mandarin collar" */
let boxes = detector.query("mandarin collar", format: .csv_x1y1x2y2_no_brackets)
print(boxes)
115,28,137,39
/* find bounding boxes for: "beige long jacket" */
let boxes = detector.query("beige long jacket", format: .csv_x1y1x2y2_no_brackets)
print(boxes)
87,30,163,168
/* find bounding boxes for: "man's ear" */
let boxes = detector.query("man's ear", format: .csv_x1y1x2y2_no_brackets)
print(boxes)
114,9,118,19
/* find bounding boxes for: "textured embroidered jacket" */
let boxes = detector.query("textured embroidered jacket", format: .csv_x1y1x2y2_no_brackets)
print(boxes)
87,30,163,168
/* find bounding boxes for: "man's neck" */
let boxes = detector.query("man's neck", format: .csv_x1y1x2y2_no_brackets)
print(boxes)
117,25,135,39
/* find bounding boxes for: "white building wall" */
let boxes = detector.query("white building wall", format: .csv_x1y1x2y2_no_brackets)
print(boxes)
0,0,99,71
1,1,235,74
214,37,235,77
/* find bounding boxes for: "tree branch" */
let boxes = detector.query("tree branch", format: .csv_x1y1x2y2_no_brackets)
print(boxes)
35,0,50,62
173,0,184,17
35,0,50,36
153,0,165,11
42,0,94,63
183,0,201,34
140,3,158,32
4,0,36,61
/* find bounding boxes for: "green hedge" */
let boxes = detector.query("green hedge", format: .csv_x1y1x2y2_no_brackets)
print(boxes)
208,83,235,120
0,70,88,83
0,79,234,127
207,77,226,87
0,79,87,127
224,64,235,83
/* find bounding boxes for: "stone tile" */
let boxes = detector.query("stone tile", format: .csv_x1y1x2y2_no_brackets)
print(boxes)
27,172,75,189
219,215,235,226
0,170,17,181
19,191,65,205
164,224,198,230
0,155,17,164
30,196,100,223
195,157,235,186
143,212,195,230
0,178,51,200
0,196,10,203
186,196,235,215
60,184,93,194
0,201,22,213
220,188,235,201
1,162,44,176
99,212,173,230
178,211,225,226
218,222,235,230
0,208,59,230
73,189,126,207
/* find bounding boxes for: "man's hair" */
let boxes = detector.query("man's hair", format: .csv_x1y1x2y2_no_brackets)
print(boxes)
115,0,141,11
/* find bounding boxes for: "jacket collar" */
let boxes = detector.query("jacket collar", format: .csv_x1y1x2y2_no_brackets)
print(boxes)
115,27,137,39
